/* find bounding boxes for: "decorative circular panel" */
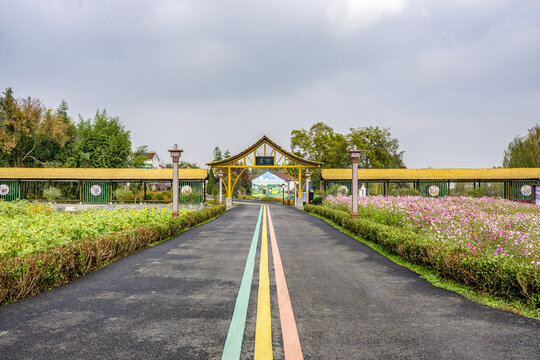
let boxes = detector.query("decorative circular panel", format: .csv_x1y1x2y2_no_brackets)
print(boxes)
428,185,440,197
0,184,10,196
90,185,102,196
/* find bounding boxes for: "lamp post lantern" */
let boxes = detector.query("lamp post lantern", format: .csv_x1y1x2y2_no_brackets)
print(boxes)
218,169,223,204
305,170,311,205
349,145,362,219
168,144,183,217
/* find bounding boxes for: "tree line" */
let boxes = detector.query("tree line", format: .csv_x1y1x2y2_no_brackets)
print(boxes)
0,88,143,168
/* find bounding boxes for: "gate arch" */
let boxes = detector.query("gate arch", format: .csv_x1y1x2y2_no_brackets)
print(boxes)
206,135,322,208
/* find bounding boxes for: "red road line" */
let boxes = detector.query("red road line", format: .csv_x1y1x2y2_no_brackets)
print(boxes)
266,206,304,360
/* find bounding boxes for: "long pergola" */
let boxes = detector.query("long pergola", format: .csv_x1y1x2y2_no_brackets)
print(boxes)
206,135,322,207
321,168,540,200
0,168,208,203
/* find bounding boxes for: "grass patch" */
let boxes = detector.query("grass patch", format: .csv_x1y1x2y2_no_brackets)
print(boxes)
309,211,540,320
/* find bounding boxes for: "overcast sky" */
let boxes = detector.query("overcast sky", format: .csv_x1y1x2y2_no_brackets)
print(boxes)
1,0,539,168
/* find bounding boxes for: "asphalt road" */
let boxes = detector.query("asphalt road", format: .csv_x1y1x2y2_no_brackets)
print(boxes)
0,203,539,359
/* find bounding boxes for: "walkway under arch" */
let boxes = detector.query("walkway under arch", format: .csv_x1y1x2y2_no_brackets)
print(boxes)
206,135,322,208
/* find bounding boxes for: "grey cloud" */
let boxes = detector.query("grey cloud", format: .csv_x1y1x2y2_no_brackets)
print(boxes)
1,0,539,168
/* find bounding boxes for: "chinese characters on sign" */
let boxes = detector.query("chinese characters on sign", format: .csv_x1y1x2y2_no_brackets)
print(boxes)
255,156,274,166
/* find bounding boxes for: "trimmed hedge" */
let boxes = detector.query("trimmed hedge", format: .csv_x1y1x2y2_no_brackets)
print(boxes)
305,205,540,308
0,205,226,305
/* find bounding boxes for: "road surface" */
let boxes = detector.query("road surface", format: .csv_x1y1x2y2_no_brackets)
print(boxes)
1,203,539,359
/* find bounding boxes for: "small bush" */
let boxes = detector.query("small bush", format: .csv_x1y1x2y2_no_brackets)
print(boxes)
391,187,419,197
114,188,132,204
311,196,323,205
43,187,62,203
468,188,487,198
156,194,164,201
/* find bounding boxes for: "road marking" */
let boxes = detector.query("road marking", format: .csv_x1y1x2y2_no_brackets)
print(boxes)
222,206,263,360
267,206,304,360
255,205,273,359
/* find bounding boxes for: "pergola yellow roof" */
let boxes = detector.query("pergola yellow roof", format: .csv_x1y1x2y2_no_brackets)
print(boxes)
0,168,208,181
206,135,323,168
321,168,540,181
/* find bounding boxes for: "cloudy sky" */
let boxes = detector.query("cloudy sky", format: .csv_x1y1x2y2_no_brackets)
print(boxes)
1,0,539,168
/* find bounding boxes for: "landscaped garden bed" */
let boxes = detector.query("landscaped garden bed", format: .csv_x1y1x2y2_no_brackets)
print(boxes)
0,201,226,305
305,196,540,310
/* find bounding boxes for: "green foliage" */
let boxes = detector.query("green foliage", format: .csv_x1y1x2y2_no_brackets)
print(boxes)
178,161,199,169
0,88,72,167
65,110,132,168
503,124,540,168
291,122,405,169
291,122,350,168
291,122,405,188
304,205,540,308
347,126,404,168
114,188,132,203
452,182,504,198
390,187,419,197
0,204,226,304
130,145,149,168
43,187,62,203
468,187,487,198
0,201,225,259
311,196,323,205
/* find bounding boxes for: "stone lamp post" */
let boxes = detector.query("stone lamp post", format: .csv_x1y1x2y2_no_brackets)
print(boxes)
168,144,183,217
218,169,223,204
305,170,311,205
349,145,362,219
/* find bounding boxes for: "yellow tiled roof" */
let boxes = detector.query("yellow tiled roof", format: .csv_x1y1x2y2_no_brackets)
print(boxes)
321,168,540,181
0,168,208,180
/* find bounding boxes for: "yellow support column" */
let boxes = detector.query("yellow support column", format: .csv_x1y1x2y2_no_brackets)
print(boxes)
296,167,303,209
226,167,233,209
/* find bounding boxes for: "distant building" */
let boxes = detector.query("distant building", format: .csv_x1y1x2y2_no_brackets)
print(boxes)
251,171,297,199
138,151,162,169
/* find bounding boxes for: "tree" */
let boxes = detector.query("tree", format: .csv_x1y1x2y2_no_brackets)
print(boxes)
164,161,199,169
0,88,70,167
347,126,404,169
33,100,77,167
291,122,349,168
207,146,228,194
67,110,132,168
503,124,540,168
290,122,405,189
130,145,149,168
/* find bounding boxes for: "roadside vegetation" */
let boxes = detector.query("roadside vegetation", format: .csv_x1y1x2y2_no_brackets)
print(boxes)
0,201,226,305
305,196,540,315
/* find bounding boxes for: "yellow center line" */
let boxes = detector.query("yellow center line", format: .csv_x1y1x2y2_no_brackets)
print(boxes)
255,205,273,359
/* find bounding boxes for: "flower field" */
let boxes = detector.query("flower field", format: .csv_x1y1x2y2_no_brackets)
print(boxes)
323,195,540,265
0,201,183,258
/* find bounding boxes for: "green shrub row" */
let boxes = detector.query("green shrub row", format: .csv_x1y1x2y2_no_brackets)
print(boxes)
304,205,540,308
0,205,226,305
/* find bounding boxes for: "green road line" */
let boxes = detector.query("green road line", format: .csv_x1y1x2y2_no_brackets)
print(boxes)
222,206,263,360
